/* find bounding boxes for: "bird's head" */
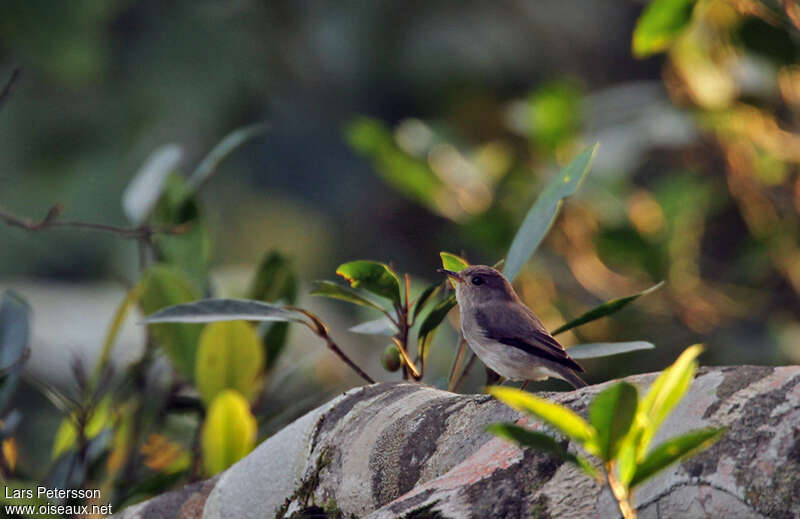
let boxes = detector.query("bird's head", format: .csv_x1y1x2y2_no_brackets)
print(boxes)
437,265,516,307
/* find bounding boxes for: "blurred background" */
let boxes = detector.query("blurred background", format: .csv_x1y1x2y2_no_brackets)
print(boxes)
1,0,799,509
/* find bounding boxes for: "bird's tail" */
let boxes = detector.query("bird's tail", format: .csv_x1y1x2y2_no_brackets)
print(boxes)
560,369,588,390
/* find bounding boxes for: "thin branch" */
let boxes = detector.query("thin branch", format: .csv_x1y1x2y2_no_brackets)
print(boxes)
452,352,477,392
447,338,467,392
287,306,375,384
0,204,188,240
391,337,421,380
0,68,22,112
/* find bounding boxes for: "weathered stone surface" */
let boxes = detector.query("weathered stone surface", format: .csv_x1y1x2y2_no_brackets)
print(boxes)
115,365,800,519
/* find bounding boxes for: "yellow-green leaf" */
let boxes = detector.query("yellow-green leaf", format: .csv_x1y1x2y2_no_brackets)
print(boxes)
140,264,202,378
589,382,638,461
336,260,402,304
52,397,112,459
439,252,470,272
195,321,265,405
201,390,257,476
632,0,697,58
487,386,597,453
630,427,726,487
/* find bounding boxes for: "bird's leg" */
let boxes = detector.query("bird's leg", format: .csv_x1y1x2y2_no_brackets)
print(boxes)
520,380,530,391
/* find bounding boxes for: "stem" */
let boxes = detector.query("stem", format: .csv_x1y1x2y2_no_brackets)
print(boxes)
606,463,636,519
447,338,467,392
391,337,421,380
0,67,22,112
288,307,375,384
452,352,477,392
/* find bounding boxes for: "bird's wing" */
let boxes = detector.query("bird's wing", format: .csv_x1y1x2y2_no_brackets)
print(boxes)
475,303,584,373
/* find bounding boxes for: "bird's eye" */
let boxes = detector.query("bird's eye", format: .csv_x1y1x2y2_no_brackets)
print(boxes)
471,276,483,286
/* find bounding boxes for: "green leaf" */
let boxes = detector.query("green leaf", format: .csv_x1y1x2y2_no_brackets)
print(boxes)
439,251,470,272
487,386,598,453
201,390,257,476
311,280,387,312
349,316,398,336
551,282,665,335
336,260,402,304
247,251,298,368
195,321,265,405
140,265,203,378
632,0,697,58
503,144,598,282
0,291,30,413
122,144,183,224
52,397,112,459
143,298,310,325
487,423,598,478
416,295,457,360
412,282,442,322
589,382,638,461
566,341,655,360
346,117,444,216
186,122,269,195
151,174,211,285
630,427,726,488
637,344,703,457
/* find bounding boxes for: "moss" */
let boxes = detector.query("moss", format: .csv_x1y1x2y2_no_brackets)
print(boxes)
529,495,551,519
274,447,334,519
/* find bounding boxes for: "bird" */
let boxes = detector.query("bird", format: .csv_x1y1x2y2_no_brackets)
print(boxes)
438,265,587,389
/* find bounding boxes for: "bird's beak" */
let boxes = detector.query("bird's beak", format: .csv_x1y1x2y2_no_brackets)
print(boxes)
437,268,464,284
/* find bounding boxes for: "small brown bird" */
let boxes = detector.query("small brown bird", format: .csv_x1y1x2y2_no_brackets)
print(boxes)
439,265,587,389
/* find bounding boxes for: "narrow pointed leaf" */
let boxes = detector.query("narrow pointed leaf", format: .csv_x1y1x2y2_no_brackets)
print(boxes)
336,261,402,304
566,341,654,360
487,423,598,478
630,427,726,488
487,386,597,451
638,344,702,456
123,144,183,224
144,298,309,325
349,316,398,336
632,0,697,58
503,144,598,282
412,282,442,322
552,282,665,335
187,122,269,195
589,382,638,461
311,281,386,312
416,295,457,359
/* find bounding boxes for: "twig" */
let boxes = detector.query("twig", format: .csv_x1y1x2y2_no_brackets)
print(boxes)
447,338,467,392
391,337,421,380
0,204,188,240
0,68,21,112
452,352,477,392
287,307,375,384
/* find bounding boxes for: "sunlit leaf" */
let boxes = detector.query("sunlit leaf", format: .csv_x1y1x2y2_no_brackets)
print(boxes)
349,315,398,336
52,397,112,460
637,344,702,457
632,0,697,58
439,251,470,272
528,80,583,152
195,321,265,405
248,251,298,368
503,144,598,282
412,282,441,322
416,295,457,360
311,281,386,312
144,298,309,325
566,341,654,360
336,260,402,304
201,390,256,476
0,291,30,414
487,386,597,453
589,382,638,461
630,427,726,487
140,433,191,474
186,122,269,195
140,265,203,377
551,282,664,335
122,144,183,224
487,423,597,479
